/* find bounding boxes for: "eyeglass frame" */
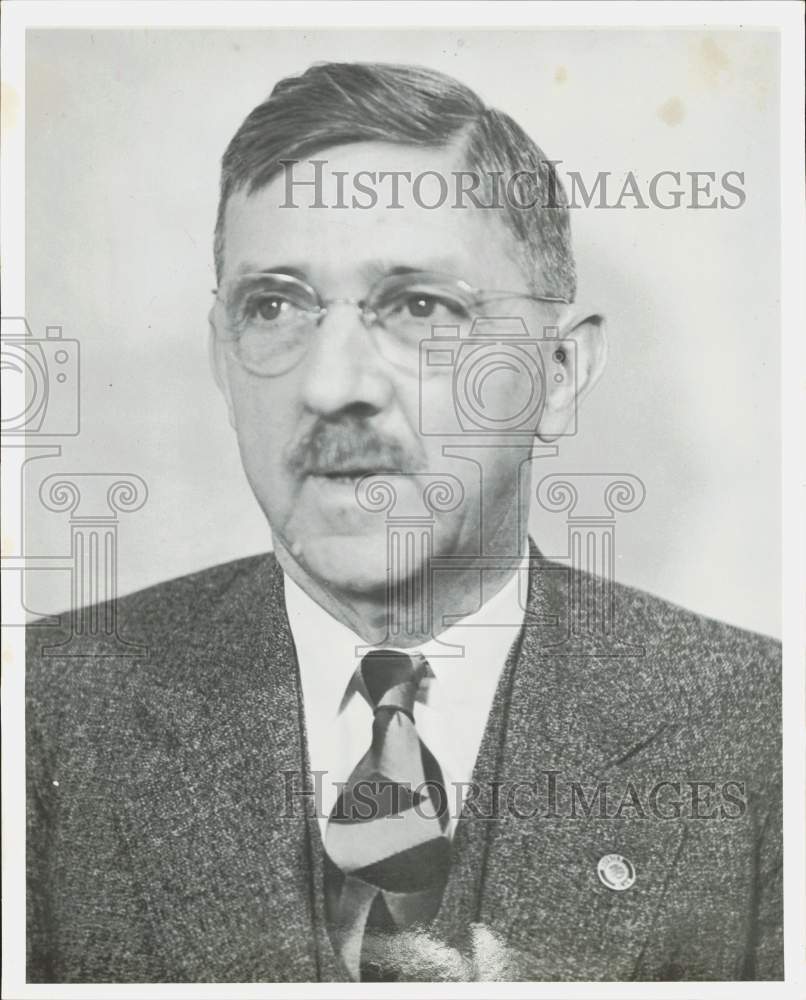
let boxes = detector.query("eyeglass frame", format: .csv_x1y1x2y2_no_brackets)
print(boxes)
211,269,572,376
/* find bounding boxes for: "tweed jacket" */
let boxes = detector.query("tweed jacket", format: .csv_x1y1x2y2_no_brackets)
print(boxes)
26,544,783,982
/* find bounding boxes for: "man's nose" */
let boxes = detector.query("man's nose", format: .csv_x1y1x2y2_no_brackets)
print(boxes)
298,304,395,417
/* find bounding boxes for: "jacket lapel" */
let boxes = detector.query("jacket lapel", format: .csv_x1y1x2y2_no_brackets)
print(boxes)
435,546,688,980
116,546,687,982
115,556,322,981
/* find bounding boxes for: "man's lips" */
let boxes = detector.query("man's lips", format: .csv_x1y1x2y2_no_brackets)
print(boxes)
308,467,404,479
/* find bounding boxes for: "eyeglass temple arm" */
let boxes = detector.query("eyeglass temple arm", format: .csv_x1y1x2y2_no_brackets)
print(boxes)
476,289,571,306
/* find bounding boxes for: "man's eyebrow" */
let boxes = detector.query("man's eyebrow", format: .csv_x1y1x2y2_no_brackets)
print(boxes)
229,257,464,283
232,262,308,280
380,265,438,279
369,258,462,278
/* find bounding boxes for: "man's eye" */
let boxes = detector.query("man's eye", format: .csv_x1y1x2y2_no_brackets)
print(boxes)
406,294,437,318
248,295,292,323
401,293,467,320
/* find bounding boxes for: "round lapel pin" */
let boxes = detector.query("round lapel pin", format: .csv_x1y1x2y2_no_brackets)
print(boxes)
597,853,636,891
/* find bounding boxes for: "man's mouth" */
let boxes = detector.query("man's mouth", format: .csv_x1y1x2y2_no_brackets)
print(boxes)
311,467,403,482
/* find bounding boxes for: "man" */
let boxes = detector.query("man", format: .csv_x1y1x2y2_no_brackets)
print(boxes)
26,61,782,983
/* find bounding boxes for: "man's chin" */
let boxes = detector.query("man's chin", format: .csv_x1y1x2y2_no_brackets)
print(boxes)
273,473,440,592
292,533,396,594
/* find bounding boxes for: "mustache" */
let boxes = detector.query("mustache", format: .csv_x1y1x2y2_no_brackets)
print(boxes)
285,415,425,477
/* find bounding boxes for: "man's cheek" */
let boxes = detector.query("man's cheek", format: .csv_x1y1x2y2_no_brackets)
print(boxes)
415,377,459,442
233,383,291,445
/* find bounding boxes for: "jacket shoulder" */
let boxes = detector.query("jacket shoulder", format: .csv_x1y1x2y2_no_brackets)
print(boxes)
609,576,781,756
26,552,280,704
536,557,780,670
610,575,780,674
533,561,780,755
29,550,274,635
119,551,278,628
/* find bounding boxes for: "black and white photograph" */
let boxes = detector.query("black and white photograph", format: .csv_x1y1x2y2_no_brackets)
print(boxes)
1,2,803,995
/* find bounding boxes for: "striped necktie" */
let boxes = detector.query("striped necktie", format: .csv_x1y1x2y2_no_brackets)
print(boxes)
324,649,451,981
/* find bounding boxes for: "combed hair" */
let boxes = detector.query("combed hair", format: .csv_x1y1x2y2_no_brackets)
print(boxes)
214,61,575,300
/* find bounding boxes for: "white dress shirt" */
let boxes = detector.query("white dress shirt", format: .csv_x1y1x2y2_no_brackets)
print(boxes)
284,552,529,840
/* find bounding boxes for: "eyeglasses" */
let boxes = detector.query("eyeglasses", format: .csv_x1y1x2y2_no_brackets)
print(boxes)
212,270,570,377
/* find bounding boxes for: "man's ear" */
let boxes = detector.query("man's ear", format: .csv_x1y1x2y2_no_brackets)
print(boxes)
536,310,607,441
208,306,238,430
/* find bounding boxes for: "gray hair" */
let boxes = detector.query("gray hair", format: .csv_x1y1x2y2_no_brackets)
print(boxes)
215,61,575,300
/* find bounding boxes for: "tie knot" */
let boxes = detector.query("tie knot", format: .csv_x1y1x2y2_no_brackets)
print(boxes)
360,650,426,714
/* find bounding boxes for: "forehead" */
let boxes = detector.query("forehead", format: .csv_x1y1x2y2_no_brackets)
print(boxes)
220,141,527,286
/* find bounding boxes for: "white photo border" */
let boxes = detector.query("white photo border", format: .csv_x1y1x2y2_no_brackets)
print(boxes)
2,3,803,998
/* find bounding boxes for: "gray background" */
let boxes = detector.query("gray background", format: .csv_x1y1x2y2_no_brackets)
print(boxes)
24,28,781,637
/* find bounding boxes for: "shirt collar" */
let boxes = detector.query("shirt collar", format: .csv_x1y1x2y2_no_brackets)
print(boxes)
283,543,530,716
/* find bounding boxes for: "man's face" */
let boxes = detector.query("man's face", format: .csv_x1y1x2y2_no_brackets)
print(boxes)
212,142,573,594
